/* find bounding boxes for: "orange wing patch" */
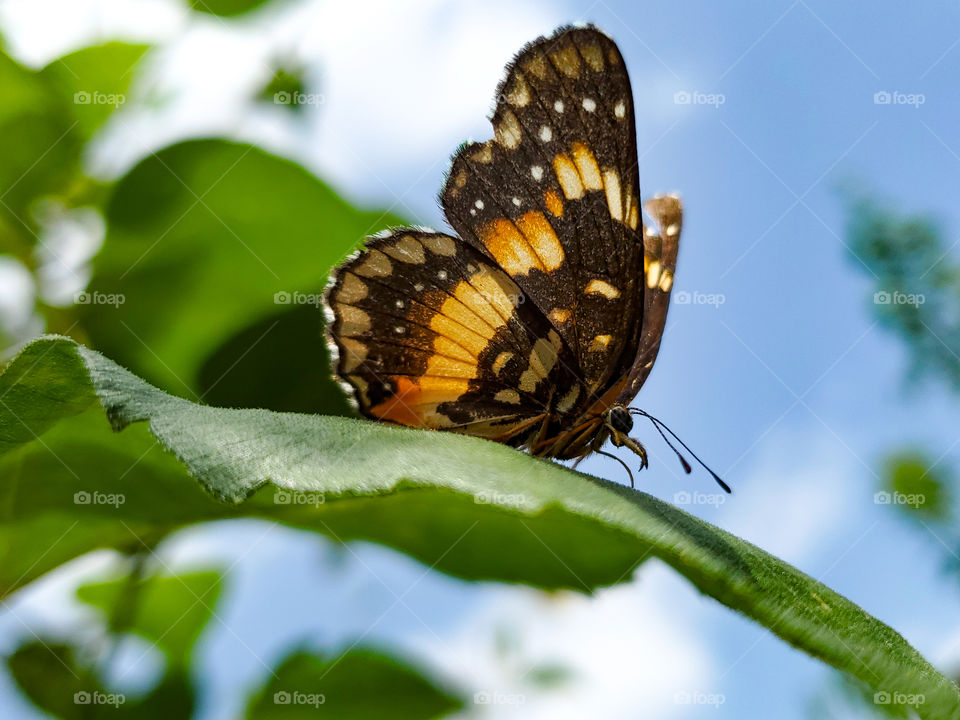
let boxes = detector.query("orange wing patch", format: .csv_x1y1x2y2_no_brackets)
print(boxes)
369,376,466,427
479,214,565,275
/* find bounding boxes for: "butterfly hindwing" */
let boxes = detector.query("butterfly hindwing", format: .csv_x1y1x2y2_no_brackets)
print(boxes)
441,26,645,401
620,194,682,401
324,229,582,442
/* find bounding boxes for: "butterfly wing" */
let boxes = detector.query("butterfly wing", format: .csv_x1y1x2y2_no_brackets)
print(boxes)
324,230,582,443
618,194,682,402
440,25,645,403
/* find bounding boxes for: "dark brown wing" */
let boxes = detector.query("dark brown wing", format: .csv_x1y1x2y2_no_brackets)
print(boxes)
440,25,645,408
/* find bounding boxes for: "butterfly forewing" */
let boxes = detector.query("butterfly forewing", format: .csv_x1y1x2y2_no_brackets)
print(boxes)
441,27,645,402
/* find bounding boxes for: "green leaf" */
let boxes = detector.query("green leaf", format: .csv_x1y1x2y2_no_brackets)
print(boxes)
8,640,195,719
7,642,98,719
845,197,960,391
40,42,150,140
77,570,223,666
883,450,952,521
2,335,960,719
257,64,310,112
81,139,403,411
189,0,274,16
245,649,462,720
196,304,351,414
0,51,82,253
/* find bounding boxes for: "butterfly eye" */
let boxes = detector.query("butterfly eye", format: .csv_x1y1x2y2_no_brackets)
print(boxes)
607,406,633,434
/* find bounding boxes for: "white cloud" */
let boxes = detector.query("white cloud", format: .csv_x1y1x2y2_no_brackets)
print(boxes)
418,562,716,719
722,429,862,568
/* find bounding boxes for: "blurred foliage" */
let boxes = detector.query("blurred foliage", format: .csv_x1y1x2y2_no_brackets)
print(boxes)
245,649,462,719
8,564,457,719
80,138,400,411
2,336,960,719
8,640,195,719
258,63,309,112
189,0,275,17
39,43,148,140
826,198,960,717
0,42,145,265
847,197,960,390
77,569,223,668
882,450,952,522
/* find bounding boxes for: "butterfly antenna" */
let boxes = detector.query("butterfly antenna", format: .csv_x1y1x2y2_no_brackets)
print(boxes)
630,409,731,494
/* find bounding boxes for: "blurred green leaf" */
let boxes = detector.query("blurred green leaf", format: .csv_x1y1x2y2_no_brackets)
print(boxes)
3,336,960,719
40,42,149,140
0,42,147,262
197,303,352,414
189,0,275,17
8,640,195,719
77,570,223,667
81,139,403,412
245,649,462,719
882,451,952,521
0,51,81,256
846,197,960,390
258,64,308,111
8,642,99,719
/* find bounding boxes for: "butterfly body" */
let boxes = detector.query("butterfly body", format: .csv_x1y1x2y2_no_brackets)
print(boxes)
324,25,682,471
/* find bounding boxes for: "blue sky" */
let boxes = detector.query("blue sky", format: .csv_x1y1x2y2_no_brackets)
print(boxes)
1,0,959,718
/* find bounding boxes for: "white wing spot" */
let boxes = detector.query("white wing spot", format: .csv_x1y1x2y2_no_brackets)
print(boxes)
512,197,522,207
394,299,404,309
475,199,484,209
614,100,626,119
554,99,564,113
531,165,544,181
539,125,553,142
437,270,448,280
394,325,405,335
582,97,596,112
469,208,476,216
414,283,425,291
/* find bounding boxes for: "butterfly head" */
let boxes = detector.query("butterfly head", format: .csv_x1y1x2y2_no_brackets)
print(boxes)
603,405,649,471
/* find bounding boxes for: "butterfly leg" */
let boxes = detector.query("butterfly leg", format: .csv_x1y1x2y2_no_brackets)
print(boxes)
606,429,649,471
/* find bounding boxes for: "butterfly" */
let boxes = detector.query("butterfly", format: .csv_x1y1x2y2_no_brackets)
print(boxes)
323,25,728,491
